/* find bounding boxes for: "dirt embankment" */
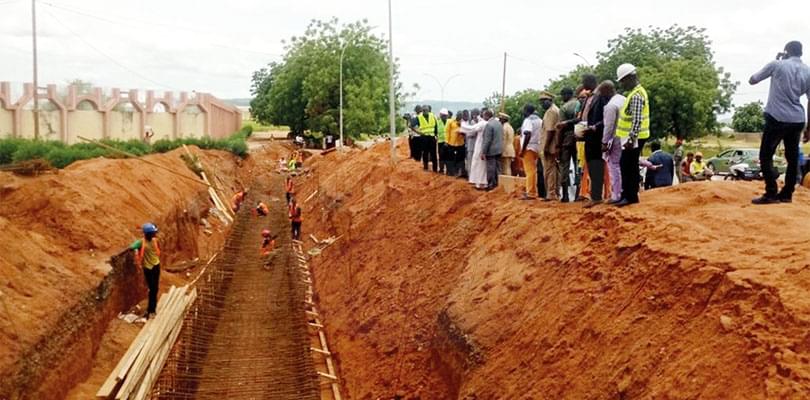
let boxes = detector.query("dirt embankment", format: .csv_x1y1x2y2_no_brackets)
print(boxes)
0,146,252,399
298,142,810,399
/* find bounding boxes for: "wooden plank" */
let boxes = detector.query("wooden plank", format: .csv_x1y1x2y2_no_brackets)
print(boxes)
116,286,186,399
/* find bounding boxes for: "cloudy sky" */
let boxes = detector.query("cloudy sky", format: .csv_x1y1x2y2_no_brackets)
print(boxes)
0,0,806,110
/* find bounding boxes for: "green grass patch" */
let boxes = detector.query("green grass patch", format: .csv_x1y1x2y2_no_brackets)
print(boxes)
0,129,250,169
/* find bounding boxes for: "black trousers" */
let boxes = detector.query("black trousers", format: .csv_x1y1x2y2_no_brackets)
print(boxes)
143,265,160,314
410,136,422,161
620,139,647,203
537,157,546,198
761,113,803,198
421,136,438,171
438,142,448,174
587,159,605,202
291,221,302,240
559,145,576,194
486,155,501,189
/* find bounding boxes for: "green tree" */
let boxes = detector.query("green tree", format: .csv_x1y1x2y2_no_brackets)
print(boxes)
732,101,765,133
538,25,738,140
484,89,542,129
250,19,404,138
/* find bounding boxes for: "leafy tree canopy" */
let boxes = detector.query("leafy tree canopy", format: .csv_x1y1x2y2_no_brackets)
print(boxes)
732,101,765,133
250,19,404,138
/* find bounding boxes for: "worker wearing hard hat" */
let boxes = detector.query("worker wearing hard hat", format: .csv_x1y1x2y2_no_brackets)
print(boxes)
136,223,161,319
614,63,650,207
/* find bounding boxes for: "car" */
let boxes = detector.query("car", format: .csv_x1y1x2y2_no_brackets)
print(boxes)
706,148,786,175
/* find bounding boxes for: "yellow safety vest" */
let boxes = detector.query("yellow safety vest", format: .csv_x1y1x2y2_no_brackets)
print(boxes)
417,113,437,136
617,85,650,139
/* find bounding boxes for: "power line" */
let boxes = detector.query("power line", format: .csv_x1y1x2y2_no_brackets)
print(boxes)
0,0,21,6
44,8,175,90
41,2,283,57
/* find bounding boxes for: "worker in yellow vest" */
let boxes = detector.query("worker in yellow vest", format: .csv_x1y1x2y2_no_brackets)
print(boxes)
614,63,650,207
417,106,439,172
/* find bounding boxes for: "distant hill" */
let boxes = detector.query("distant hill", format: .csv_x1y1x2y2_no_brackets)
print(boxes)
402,100,482,114
222,98,252,107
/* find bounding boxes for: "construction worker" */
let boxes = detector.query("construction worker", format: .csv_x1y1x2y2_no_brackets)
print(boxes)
254,201,269,217
418,106,439,172
288,198,303,241
615,64,650,207
136,223,161,319
284,176,295,204
260,228,276,256
231,189,247,212
288,153,298,172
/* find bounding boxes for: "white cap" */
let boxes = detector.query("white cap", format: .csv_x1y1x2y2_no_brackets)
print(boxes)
616,63,637,81
439,108,449,116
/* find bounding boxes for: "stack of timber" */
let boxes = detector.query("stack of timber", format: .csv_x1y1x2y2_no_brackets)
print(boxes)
96,285,197,400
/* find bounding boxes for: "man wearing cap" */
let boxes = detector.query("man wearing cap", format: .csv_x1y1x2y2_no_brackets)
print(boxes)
749,40,810,204
540,91,561,201
615,64,650,207
498,112,515,176
437,109,450,174
417,105,439,172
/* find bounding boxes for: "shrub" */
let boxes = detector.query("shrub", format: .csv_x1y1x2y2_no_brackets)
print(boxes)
12,140,61,163
45,146,104,168
240,124,253,137
0,138,26,164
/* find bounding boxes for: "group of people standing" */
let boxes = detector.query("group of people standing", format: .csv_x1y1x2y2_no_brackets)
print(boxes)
406,63,652,207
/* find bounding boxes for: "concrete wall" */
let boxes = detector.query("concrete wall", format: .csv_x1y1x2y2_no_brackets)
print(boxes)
0,82,242,143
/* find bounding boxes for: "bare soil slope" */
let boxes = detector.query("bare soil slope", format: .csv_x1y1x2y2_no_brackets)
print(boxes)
0,147,249,396
299,142,810,399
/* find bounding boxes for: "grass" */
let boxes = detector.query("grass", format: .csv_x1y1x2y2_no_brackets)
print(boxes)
0,124,254,169
242,120,288,132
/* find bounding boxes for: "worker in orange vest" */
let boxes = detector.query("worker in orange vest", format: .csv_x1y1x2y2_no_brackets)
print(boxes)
260,228,276,256
254,201,269,217
284,176,295,204
288,198,303,241
231,188,248,212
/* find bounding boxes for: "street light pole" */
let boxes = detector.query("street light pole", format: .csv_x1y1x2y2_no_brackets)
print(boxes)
32,0,40,140
423,73,461,110
339,43,349,150
573,52,593,68
387,0,396,163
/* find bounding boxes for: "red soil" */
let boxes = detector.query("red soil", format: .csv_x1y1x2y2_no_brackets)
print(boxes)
299,142,810,399
0,146,252,397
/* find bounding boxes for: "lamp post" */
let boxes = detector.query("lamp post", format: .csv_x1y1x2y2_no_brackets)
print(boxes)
339,42,351,150
387,0,396,163
573,52,593,68
422,73,461,110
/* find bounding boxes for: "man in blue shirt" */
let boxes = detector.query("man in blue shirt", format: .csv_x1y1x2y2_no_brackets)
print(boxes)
749,41,810,204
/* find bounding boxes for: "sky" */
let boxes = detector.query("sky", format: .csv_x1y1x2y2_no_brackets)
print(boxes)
0,0,806,112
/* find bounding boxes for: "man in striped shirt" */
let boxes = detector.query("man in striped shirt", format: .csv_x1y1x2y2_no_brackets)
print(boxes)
615,63,650,207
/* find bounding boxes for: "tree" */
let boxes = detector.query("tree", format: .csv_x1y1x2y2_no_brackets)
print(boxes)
539,25,738,141
484,89,542,129
250,19,404,138
732,101,765,133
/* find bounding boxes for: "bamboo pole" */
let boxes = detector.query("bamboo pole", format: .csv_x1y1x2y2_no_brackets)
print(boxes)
77,136,208,187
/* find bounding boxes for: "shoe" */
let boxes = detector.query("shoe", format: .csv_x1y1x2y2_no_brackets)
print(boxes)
605,199,620,205
779,197,793,203
520,193,534,200
751,195,780,205
613,199,632,207
583,200,603,209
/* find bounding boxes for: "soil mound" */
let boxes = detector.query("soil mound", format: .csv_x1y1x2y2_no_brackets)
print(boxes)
298,142,810,399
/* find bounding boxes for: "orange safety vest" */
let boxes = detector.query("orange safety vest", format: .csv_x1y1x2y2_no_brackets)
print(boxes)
288,204,303,222
285,179,295,194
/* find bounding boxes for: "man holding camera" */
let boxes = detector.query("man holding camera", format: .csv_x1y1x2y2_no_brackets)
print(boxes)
749,41,810,204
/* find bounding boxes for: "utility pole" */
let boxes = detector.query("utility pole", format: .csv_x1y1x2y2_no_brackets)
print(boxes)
500,52,507,112
339,43,349,150
387,0,396,163
32,0,40,140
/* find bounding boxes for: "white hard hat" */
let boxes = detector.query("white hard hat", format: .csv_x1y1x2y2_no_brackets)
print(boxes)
439,108,449,116
616,63,637,81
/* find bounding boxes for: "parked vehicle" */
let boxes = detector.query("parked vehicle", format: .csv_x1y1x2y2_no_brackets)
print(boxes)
706,148,786,176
